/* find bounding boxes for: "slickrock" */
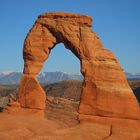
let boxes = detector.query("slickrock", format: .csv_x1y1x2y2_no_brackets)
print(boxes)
0,113,140,140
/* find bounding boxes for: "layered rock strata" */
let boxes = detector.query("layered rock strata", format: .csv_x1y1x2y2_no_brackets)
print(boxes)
20,12,140,119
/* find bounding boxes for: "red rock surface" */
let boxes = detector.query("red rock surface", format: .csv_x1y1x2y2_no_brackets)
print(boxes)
20,12,140,119
19,74,46,110
0,113,140,140
3,98,45,118
2,93,140,139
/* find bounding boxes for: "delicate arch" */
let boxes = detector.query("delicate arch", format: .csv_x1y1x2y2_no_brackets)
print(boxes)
19,12,140,120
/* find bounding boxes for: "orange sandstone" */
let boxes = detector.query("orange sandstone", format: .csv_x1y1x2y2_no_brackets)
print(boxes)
13,12,140,119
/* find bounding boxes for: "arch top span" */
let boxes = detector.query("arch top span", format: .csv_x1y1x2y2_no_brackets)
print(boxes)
23,12,102,75
20,12,140,120
38,12,93,27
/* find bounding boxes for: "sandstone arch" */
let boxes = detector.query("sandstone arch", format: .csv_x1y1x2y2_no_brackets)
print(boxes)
19,12,140,120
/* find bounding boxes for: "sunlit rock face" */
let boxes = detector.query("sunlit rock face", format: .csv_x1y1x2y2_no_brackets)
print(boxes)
20,12,139,119
19,75,46,110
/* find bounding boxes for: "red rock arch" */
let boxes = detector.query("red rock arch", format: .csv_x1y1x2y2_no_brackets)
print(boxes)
19,12,140,120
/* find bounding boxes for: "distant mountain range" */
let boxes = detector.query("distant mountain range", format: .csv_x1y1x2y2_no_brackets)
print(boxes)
125,72,140,80
0,71,83,85
0,71,140,85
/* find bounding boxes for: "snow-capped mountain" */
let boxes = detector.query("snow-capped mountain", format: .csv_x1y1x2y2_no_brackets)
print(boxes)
38,72,83,84
125,72,140,80
0,71,14,78
0,71,21,84
0,71,83,85
0,71,140,85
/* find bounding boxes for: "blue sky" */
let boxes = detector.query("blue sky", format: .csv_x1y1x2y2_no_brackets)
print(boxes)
0,0,140,74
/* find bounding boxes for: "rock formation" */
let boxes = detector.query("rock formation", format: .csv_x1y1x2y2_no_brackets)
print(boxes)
19,12,139,120
19,75,46,109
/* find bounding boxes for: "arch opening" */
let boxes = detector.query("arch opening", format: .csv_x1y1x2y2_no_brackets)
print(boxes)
39,43,83,126
40,43,81,75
